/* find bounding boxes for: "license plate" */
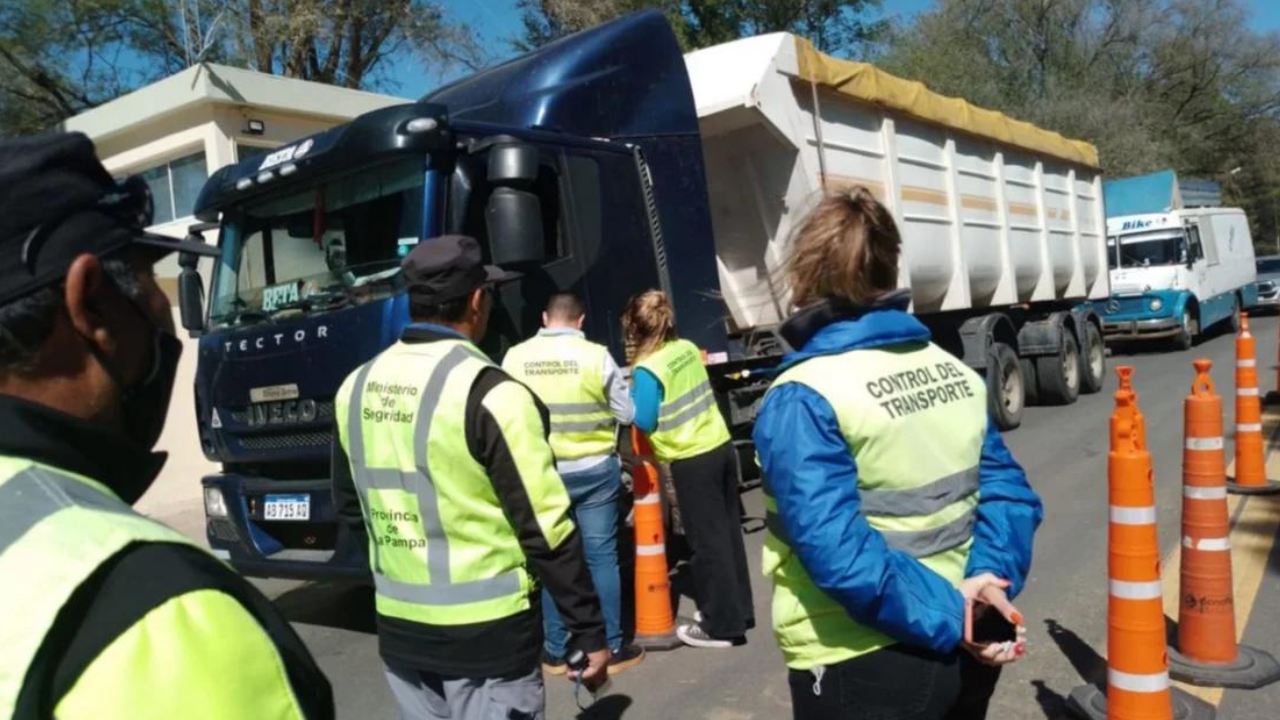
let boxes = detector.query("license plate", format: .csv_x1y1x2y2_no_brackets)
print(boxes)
263,493,310,521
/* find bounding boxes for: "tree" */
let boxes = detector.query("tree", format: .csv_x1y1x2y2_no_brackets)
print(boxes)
514,0,887,56
0,0,485,137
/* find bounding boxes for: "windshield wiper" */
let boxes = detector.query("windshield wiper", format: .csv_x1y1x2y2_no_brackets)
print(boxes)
214,306,273,327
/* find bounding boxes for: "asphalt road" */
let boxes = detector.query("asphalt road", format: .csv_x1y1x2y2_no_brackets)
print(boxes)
204,315,1280,720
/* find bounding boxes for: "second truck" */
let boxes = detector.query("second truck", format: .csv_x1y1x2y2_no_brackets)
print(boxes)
180,12,1109,579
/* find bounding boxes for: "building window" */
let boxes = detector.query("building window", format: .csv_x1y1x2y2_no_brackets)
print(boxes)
138,152,208,225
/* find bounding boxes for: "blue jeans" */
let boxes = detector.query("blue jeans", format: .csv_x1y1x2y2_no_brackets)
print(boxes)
543,455,623,656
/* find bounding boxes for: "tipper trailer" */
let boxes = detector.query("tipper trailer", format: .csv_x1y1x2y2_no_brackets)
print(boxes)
180,12,1108,579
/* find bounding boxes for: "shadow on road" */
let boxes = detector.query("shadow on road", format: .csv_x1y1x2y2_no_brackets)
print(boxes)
576,694,633,719
1036,618,1106,718
273,581,378,633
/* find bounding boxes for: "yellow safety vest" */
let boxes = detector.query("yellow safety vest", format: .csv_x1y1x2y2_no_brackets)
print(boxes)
0,456,306,719
636,339,730,462
761,342,987,670
335,337,575,627
502,333,616,461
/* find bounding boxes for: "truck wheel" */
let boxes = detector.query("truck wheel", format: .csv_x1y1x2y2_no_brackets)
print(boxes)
1036,329,1081,405
987,342,1024,431
1174,308,1198,351
1230,297,1242,333
1020,358,1040,406
1079,323,1106,394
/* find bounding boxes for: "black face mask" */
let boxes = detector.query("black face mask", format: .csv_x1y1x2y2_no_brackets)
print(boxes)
87,294,183,451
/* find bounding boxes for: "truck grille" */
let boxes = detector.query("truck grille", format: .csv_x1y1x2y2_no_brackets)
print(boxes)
1103,296,1150,315
238,430,334,450
228,399,335,424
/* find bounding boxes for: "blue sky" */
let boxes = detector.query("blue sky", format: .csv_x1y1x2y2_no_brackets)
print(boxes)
386,0,1280,99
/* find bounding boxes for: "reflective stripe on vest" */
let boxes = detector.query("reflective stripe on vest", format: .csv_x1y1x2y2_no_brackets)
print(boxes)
338,339,536,626
759,341,987,671
0,459,200,714
637,340,730,462
502,335,616,460
763,466,979,558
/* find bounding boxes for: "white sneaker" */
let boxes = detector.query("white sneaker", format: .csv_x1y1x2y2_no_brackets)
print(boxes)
677,621,737,649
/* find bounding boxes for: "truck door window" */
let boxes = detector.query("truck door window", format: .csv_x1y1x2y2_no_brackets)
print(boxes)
1186,225,1204,264
1198,219,1219,266
209,157,424,326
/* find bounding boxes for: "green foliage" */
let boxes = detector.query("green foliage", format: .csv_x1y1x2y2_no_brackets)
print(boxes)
513,0,886,56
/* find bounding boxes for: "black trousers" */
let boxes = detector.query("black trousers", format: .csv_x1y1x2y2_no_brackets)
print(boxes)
668,442,754,639
787,614,1013,720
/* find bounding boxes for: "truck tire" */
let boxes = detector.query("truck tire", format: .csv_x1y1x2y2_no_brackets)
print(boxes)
1020,357,1040,406
1230,296,1242,333
1036,330,1081,405
1174,308,1198,351
1079,323,1106,395
987,342,1024,431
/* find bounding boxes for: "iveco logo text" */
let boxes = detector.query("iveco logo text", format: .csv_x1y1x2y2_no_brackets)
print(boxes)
225,326,329,353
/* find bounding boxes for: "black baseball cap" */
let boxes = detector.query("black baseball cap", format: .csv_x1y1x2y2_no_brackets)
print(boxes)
0,132,220,306
402,235,520,305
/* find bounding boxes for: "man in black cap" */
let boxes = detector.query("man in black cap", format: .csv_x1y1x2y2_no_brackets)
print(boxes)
0,131,333,718
331,235,608,720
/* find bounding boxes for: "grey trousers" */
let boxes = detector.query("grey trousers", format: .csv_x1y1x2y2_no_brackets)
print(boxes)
383,663,545,720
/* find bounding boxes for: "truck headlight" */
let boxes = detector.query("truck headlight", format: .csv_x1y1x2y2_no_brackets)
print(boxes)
204,487,229,519
1149,298,1164,312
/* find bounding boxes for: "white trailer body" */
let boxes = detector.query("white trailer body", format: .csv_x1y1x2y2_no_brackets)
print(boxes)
685,34,1110,428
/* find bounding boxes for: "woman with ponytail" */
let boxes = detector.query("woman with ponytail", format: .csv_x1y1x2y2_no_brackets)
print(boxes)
754,188,1043,719
622,290,754,649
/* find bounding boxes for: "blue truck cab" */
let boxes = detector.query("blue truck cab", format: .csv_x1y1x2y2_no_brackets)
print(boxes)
1093,209,1258,349
180,12,734,579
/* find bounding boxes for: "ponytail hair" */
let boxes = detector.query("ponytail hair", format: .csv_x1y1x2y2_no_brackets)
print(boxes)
787,186,902,310
622,289,676,363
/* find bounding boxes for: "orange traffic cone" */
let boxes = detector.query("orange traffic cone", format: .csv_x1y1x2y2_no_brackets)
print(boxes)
1168,360,1280,688
1067,367,1214,720
1227,314,1280,495
631,428,681,650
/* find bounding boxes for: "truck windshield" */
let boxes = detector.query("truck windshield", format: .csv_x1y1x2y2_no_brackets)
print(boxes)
209,157,424,327
1107,231,1186,269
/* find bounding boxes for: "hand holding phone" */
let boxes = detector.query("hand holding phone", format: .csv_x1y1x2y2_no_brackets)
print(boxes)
962,577,1027,666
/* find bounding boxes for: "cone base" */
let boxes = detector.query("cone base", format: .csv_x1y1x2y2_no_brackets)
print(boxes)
1169,643,1280,689
1225,477,1280,496
633,629,683,651
1066,684,1216,720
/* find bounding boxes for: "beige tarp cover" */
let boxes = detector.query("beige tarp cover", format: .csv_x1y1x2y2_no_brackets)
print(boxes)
794,37,1100,169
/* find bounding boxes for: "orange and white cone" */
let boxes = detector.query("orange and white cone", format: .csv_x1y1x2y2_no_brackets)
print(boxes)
1067,367,1215,720
631,428,682,650
1227,314,1280,495
1169,359,1280,688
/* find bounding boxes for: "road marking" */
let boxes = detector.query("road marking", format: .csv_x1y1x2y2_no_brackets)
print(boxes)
1157,404,1280,706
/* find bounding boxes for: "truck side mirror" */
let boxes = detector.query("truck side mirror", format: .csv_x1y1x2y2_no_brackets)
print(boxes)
178,251,206,337
486,142,545,265
486,188,545,264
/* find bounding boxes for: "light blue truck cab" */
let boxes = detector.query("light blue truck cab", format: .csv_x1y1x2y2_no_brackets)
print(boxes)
1095,208,1258,348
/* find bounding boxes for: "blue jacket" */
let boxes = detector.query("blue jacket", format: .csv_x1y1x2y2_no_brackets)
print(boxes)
753,308,1043,654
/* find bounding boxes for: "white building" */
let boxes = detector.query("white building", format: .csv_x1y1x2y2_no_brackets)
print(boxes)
64,64,406,523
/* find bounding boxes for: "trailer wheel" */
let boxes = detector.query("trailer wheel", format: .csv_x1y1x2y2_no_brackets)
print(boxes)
988,342,1024,431
1036,330,1081,405
1079,323,1106,394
